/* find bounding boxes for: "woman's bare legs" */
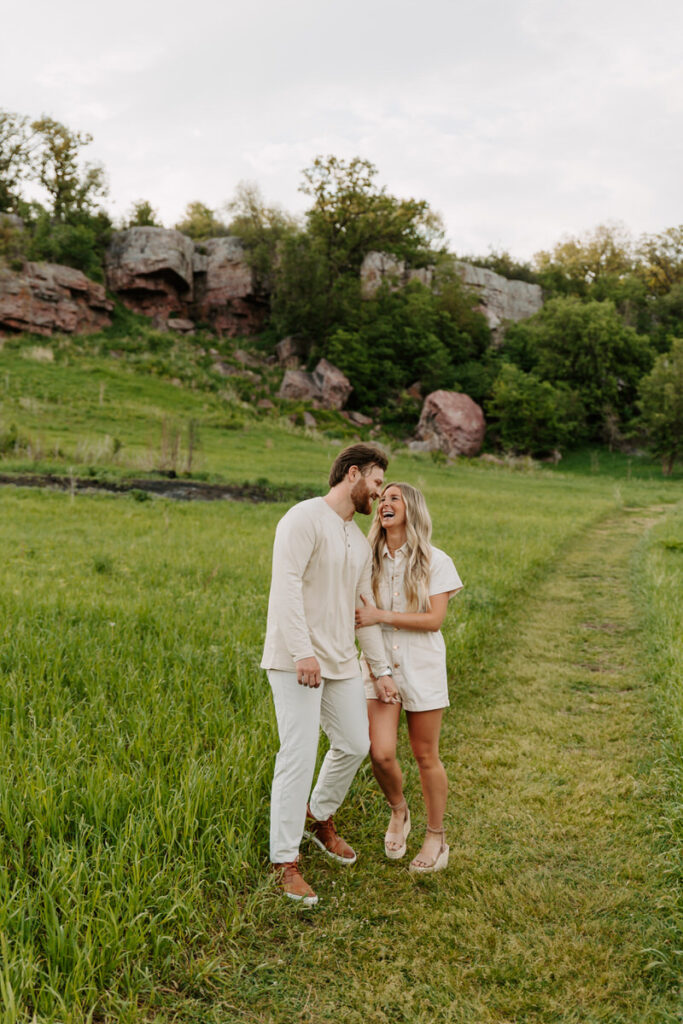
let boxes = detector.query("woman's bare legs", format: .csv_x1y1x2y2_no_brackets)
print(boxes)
406,709,447,866
367,699,408,850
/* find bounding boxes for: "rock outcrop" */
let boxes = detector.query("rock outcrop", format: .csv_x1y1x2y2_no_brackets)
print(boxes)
414,390,486,457
105,227,195,318
360,251,543,342
277,358,353,410
105,227,266,336
0,262,113,336
193,237,266,336
452,262,543,341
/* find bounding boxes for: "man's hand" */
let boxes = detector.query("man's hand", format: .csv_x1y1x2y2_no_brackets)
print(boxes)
296,656,322,688
374,674,400,704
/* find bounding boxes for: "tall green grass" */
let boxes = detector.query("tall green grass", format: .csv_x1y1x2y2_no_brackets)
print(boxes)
1,457,680,1019
635,504,683,982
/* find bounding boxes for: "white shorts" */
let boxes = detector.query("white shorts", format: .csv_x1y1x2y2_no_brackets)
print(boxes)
362,660,449,713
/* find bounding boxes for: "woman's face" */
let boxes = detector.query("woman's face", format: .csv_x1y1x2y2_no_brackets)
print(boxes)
378,485,406,529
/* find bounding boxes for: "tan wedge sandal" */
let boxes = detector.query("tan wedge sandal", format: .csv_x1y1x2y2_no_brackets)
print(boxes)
385,798,411,860
409,826,449,874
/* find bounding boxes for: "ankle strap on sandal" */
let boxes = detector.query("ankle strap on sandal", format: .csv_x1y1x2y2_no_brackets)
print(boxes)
426,825,445,835
389,798,407,810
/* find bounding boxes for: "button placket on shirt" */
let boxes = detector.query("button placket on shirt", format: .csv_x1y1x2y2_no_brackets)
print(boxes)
388,546,406,668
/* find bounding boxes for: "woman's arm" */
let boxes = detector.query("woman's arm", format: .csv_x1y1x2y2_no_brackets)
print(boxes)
355,592,451,632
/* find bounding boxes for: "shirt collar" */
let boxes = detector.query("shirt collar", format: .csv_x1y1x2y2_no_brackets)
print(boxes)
382,541,408,559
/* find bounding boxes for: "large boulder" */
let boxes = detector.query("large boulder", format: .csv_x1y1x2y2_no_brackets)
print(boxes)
105,227,195,318
415,390,486,457
277,359,353,410
193,237,266,337
0,262,113,336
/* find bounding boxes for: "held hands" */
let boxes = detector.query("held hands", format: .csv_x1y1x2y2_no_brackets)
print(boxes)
374,675,401,705
355,595,386,628
295,656,322,688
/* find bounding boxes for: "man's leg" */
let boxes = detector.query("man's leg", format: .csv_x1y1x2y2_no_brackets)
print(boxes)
309,673,369,820
268,670,322,863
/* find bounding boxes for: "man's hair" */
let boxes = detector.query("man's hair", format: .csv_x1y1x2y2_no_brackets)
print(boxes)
328,443,388,487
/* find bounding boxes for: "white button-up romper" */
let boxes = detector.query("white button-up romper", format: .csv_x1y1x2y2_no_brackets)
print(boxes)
362,543,463,712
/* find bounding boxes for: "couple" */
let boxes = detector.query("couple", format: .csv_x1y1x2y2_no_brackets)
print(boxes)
261,443,463,905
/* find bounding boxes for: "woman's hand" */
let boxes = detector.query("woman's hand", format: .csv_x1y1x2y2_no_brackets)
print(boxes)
355,594,386,628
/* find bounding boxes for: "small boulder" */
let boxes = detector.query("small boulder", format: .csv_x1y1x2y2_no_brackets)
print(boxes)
347,410,373,426
303,411,317,429
275,335,306,367
415,390,486,457
311,358,352,411
278,368,319,403
277,359,352,411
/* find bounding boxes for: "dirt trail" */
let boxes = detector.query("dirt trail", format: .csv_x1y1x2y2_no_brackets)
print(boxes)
440,505,679,1021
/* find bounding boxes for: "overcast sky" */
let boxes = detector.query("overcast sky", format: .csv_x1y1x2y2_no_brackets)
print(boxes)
3,0,682,259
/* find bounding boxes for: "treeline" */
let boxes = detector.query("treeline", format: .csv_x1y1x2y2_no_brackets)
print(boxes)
1,110,682,470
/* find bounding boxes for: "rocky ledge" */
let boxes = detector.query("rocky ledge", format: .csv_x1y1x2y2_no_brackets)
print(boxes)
0,262,113,336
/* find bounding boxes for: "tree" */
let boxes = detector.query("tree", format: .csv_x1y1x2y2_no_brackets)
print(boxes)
126,199,161,228
271,155,445,344
533,222,635,299
31,117,107,220
174,201,228,240
0,110,32,213
503,297,654,435
301,155,444,274
488,364,585,454
636,226,683,295
639,338,683,474
225,180,298,292
462,247,539,284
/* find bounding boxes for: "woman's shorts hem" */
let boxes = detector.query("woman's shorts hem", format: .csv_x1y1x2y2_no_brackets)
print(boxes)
366,694,449,712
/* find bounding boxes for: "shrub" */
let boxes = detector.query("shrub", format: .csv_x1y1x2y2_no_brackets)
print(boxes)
489,364,585,455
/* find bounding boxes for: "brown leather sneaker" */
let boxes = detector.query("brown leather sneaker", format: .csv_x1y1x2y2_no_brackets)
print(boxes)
270,858,318,906
304,806,357,864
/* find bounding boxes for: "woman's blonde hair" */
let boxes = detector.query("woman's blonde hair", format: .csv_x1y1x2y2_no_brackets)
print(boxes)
368,482,432,612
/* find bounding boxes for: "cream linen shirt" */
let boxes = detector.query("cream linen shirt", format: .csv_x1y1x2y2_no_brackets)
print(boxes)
362,543,463,711
261,497,392,680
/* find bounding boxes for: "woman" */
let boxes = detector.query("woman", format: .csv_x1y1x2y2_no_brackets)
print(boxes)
355,482,462,873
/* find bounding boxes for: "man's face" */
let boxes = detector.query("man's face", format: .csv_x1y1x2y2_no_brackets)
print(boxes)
350,464,385,515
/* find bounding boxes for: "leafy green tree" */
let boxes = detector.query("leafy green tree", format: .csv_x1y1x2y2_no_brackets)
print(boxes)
174,201,228,240
27,207,112,281
31,117,107,220
271,155,446,347
126,199,161,227
636,226,683,295
638,337,683,474
0,110,32,213
225,180,298,292
503,297,653,434
325,280,488,415
488,364,585,454
533,222,635,299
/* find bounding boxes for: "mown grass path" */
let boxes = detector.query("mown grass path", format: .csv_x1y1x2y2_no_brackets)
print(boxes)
224,507,681,1024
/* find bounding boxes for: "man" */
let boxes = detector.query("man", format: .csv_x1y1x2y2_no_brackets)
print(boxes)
261,443,399,905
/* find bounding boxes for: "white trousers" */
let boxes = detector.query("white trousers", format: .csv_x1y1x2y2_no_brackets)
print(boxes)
268,670,370,863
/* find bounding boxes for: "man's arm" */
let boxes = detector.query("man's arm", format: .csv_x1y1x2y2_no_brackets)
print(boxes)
354,555,391,674
271,509,321,686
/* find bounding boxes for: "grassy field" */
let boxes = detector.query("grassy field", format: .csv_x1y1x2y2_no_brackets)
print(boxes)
1,329,683,1021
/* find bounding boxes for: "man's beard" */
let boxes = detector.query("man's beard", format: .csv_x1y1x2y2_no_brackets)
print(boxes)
350,478,372,515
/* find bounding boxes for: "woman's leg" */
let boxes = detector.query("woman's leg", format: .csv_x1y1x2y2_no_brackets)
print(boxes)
367,699,408,850
406,708,447,866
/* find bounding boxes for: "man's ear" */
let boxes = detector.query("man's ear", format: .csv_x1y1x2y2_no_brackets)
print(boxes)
348,465,360,482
